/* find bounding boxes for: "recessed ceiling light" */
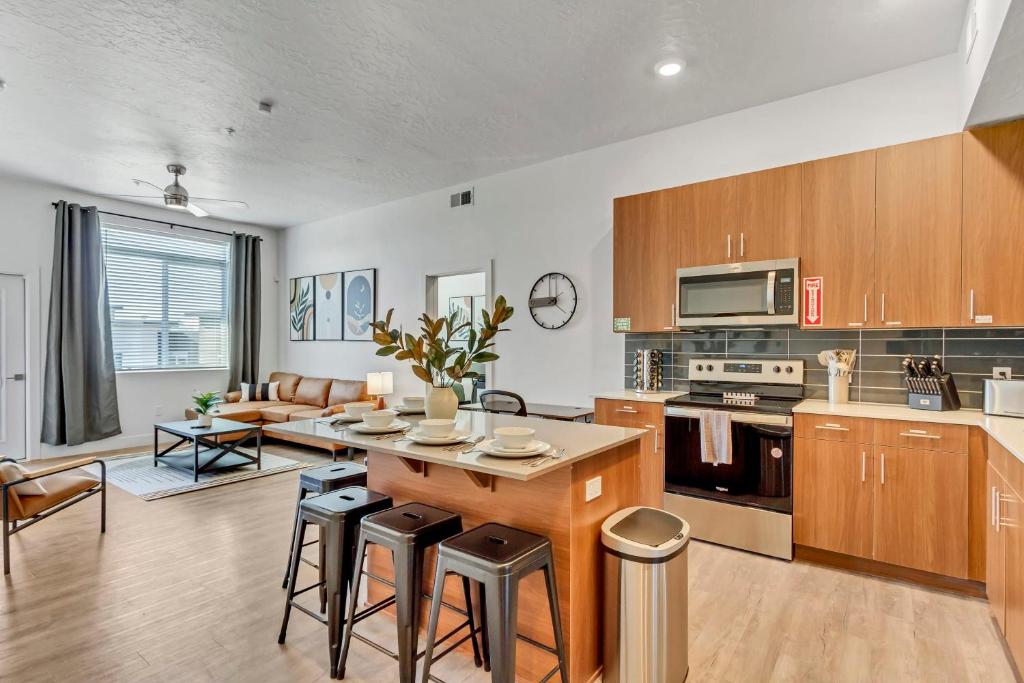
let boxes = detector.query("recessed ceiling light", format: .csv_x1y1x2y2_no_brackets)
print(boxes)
656,60,685,77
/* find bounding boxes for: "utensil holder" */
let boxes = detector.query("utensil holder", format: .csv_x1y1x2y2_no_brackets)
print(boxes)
828,374,850,404
907,373,961,411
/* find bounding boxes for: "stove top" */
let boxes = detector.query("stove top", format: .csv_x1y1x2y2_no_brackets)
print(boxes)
664,357,806,415
665,392,803,415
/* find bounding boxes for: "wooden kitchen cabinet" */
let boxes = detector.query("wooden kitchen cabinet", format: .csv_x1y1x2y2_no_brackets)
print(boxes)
793,438,873,558
871,445,968,578
612,190,678,332
963,119,1024,326
676,177,737,267
875,134,962,328
594,398,664,507
800,150,877,329
988,462,1008,631
1005,488,1024,667
735,165,801,262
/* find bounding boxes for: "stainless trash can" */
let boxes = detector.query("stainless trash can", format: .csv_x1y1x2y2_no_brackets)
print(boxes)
602,506,690,683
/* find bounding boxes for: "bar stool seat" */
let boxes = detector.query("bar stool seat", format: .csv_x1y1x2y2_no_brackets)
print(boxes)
337,502,484,682
421,523,568,683
283,462,368,593
279,486,392,678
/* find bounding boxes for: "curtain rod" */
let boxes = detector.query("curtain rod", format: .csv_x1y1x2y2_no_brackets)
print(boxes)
49,202,263,242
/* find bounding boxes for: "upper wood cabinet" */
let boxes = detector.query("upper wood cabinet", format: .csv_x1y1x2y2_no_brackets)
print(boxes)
735,165,801,262
612,190,678,332
875,134,962,328
871,445,968,578
800,150,877,329
963,119,1024,326
676,177,737,267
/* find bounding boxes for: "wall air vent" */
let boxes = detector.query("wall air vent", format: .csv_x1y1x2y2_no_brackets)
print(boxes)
450,188,474,208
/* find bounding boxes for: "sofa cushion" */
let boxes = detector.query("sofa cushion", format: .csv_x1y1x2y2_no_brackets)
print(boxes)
327,379,367,407
14,471,99,520
269,372,303,402
294,377,332,408
240,381,279,401
288,408,327,422
261,404,318,423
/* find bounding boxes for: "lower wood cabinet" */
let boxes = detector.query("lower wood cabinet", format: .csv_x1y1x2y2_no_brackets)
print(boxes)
793,438,873,558
794,416,968,578
594,398,664,508
987,462,1007,632
989,438,1024,669
871,445,967,578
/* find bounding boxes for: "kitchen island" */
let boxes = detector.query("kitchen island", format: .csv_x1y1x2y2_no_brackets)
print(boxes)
265,410,649,682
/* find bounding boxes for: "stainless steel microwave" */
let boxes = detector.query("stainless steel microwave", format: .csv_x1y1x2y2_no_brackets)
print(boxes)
675,258,799,327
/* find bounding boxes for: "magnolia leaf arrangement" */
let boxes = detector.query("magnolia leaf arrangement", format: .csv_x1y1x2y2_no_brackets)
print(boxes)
371,295,514,388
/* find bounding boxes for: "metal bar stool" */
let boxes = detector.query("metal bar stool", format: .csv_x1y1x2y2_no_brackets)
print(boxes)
420,523,568,683
337,503,484,682
279,486,392,678
282,461,368,605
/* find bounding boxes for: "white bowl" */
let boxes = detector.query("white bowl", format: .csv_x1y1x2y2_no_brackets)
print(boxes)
493,426,535,450
343,401,376,419
363,409,398,428
419,418,456,437
402,396,425,409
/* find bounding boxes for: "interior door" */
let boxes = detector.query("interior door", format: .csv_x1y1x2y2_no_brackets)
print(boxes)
875,134,962,328
800,151,877,329
872,446,968,577
793,438,873,558
0,275,27,460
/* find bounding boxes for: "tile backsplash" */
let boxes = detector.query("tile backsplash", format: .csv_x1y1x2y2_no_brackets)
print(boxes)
623,327,1024,409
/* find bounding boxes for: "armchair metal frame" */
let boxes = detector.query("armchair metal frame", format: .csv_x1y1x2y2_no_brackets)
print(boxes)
1,456,106,575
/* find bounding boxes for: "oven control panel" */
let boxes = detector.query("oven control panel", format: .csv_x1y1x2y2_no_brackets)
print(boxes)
688,358,804,385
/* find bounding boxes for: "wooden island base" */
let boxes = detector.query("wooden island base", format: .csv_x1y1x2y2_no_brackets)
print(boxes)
364,439,643,682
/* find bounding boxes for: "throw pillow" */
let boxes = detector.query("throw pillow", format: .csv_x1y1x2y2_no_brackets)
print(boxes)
0,461,48,496
239,381,280,401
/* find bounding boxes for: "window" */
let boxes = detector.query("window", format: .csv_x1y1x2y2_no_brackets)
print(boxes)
101,219,230,371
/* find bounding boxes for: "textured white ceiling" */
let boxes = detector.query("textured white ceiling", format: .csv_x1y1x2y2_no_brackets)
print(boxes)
0,0,966,227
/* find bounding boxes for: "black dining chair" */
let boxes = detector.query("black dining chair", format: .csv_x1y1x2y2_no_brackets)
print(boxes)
478,390,528,417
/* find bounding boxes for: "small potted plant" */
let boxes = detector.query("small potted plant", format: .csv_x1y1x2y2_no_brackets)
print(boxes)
371,296,514,419
192,391,224,428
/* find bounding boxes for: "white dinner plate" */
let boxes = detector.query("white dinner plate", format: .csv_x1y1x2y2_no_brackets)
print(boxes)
393,405,426,415
406,428,473,446
476,439,551,458
350,419,411,435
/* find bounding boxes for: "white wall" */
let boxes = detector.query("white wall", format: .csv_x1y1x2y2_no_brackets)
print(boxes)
282,54,965,406
956,0,1013,126
0,173,281,458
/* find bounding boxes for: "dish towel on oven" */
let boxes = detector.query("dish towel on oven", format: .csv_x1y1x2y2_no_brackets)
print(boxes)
699,410,732,466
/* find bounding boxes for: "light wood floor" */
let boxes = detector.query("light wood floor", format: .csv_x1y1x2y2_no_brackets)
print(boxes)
0,443,1017,682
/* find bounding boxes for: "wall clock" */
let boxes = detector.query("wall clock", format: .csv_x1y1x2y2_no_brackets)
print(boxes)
529,272,578,329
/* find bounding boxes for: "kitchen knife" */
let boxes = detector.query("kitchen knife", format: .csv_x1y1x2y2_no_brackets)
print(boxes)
917,357,931,378
930,355,944,377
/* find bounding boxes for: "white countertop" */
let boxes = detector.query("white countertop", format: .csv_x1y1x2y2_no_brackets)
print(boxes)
593,390,683,404
795,398,1024,465
264,410,645,481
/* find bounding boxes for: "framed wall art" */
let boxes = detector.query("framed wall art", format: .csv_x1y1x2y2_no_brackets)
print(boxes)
289,276,315,341
314,272,343,340
342,268,376,341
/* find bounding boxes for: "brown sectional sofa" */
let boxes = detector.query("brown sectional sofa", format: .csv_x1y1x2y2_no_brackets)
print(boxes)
184,371,370,455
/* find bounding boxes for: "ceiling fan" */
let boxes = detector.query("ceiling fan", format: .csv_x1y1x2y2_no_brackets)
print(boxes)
106,164,249,218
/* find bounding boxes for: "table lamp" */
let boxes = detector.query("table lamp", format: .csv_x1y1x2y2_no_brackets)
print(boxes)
367,371,394,409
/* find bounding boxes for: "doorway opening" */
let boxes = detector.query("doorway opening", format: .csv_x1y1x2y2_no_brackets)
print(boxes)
425,267,491,404
0,274,27,460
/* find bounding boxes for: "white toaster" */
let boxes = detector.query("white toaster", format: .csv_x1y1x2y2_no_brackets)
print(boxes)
984,379,1024,418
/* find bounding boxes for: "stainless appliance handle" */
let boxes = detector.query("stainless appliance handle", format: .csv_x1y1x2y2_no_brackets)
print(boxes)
664,405,792,426
766,270,776,315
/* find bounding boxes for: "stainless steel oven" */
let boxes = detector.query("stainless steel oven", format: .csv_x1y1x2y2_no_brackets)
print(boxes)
675,258,798,328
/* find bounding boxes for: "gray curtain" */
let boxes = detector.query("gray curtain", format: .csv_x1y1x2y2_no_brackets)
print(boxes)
227,233,261,390
41,202,121,446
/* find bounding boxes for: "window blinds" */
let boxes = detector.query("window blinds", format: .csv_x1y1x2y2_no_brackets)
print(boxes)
100,220,230,371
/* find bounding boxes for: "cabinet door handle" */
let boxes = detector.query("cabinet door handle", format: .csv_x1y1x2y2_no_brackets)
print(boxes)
616,407,638,414
898,431,941,440
993,486,1000,529
664,303,676,330
645,424,659,452
864,293,868,324
969,289,975,321
861,451,866,482
814,423,850,432
880,452,886,485
727,234,732,259
739,232,745,257
881,292,885,322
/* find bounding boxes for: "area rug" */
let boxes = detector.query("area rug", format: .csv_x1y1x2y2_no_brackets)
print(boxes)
95,450,308,501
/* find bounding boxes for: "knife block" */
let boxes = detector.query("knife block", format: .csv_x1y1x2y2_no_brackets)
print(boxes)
907,373,961,411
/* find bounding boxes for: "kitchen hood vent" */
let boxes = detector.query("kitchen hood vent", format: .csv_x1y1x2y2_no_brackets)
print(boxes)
450,188,474,208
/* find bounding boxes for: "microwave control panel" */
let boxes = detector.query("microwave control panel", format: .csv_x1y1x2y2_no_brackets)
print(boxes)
775,271,795,314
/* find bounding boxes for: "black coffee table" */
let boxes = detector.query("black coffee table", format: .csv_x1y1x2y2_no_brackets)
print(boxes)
153,418,262,482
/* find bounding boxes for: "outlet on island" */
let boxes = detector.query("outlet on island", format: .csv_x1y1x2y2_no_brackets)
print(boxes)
585,476,602,502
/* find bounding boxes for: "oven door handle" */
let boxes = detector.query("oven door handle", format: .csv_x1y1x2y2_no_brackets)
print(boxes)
664,405,792,427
